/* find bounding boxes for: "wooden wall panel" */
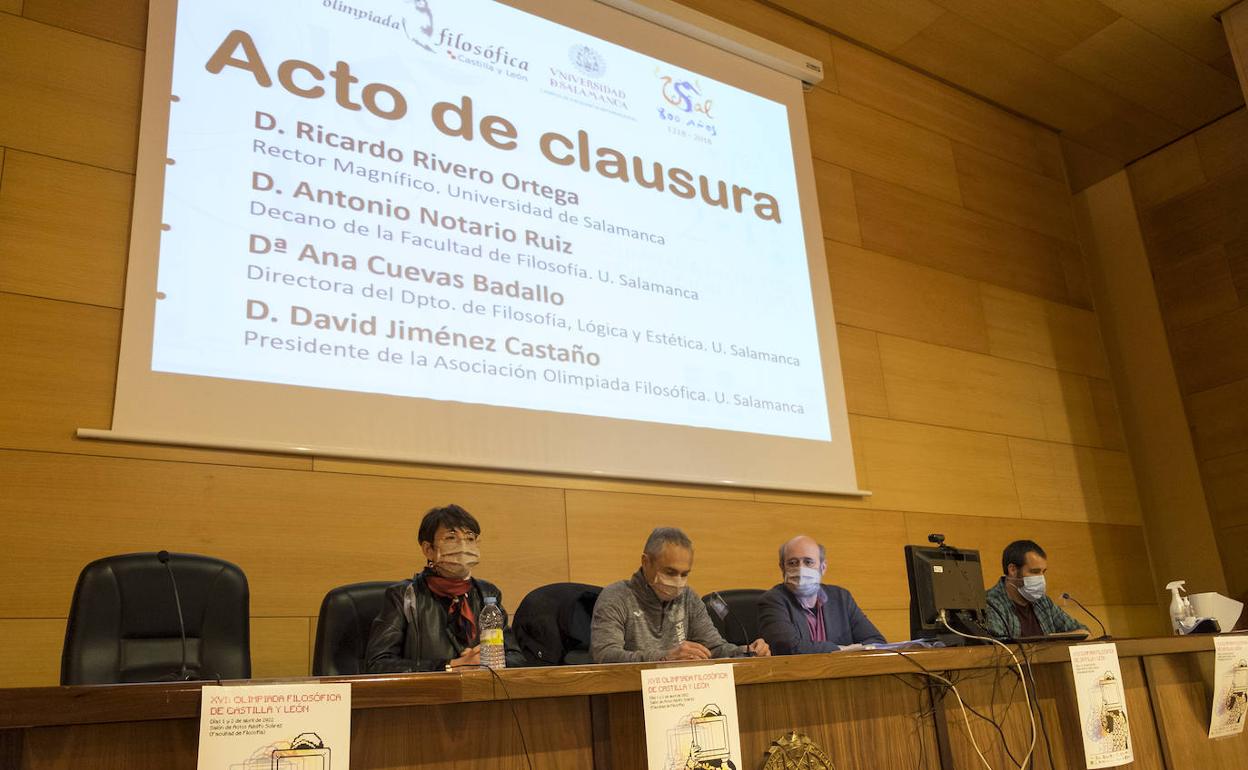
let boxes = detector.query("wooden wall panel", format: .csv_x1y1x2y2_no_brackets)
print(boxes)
953,142,1078,241
1169,306,1248,395
0,293,310,470
0,0,1176,685
768,0,944,52
1083,602,1168,637
806,89,963,205
0,150,132,308
980,284,1109,378
0,14,140,172
1130,109,1248,601
1152,243,1239,331
1060,135,1125,194
853,173,1077,305
1203,451,1248,531
1098,0,1231,65
1077,172,1229,601
931,0,1118,61
672,0,834,69
0,620,64,688
1186,379,1248,461
313,456,754,501
250,617,311,679
829,36,1060,180
22,0,148,49
894,13,1117,137
1056,18,1243,129
1126,135,1206,210
0,449,569,620
1193,108,1248,180
1008,437,1143,526
834,324,889,418
811,159,860,245
826,240,990,353
1219,524,1248,598
853,416,1021,518
1139,166,1248,266
878,333,1053,440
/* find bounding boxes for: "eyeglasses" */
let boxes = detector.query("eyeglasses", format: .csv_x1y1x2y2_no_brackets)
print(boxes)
438,530,479,546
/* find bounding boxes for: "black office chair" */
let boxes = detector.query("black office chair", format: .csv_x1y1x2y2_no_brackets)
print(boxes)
312,581,394,676
703,588,765,645
61,552,251,685
512,582,602,666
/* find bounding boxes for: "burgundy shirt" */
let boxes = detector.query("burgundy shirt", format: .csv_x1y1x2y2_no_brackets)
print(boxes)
799,592,827,642
1012,599,1044,638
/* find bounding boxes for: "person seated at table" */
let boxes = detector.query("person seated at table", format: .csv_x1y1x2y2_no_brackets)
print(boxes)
757,535,885,654
590,527,770,662
365,504,524,672
983,539,1087,639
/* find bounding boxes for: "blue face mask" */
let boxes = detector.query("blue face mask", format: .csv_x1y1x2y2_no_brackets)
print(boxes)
1018,575,1046,603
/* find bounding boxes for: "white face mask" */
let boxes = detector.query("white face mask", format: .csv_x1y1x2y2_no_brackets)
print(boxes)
1018,574,1046,603
785,566,823,598
651,571,688,602
431,542,480,580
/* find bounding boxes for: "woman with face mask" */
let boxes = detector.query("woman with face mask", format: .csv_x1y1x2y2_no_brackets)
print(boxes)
365,504,525,672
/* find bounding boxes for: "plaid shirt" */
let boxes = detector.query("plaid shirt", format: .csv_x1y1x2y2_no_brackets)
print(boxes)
984,578,1086,638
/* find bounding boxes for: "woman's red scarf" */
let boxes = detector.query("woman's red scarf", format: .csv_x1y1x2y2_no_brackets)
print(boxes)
425,572,477,644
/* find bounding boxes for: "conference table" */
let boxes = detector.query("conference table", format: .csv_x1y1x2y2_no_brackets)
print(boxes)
0,635,1243,769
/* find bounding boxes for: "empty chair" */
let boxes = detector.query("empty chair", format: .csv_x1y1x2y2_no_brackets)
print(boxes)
512,582,602,666
312,581,394,676
703,588,765,646
61,552,250,685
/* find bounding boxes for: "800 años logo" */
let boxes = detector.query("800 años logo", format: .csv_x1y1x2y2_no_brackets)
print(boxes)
656,71,717,140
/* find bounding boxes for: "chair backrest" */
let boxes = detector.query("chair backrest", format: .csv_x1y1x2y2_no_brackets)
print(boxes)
512,582,602,666
61,552,251,685
312,581,394,676
703,588,765,646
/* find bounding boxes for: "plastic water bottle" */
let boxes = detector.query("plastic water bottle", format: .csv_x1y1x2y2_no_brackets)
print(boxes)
479,596,506,669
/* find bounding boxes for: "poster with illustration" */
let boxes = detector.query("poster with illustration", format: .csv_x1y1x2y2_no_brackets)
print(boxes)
1209,635,1248,739
1069,643,1133,768
197,683,351,770
641,664,742,770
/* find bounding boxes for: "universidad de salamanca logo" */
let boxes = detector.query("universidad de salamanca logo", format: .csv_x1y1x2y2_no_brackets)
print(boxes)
548,45,629,110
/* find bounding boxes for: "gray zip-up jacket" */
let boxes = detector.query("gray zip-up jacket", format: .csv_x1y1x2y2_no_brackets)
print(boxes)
590,569,746,663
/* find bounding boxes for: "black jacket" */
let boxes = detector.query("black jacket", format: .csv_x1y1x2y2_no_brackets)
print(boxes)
364,572,525,672
757,583,885,654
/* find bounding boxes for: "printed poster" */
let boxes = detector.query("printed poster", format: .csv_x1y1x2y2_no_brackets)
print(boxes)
197,683,351,770
641,663,742,770
1069,642,1133,768
1209,634,1248,739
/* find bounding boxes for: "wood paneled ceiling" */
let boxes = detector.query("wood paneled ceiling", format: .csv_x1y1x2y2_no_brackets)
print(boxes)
767,0,1243,170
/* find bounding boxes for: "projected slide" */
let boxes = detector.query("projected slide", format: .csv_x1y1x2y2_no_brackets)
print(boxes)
152,0,830,441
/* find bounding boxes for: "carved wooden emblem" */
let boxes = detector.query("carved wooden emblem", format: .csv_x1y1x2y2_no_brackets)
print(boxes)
761,731,835,770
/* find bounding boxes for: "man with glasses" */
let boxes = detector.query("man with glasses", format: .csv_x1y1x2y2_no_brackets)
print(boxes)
757,534,885,654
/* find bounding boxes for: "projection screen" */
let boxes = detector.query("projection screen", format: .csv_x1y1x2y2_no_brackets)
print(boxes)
87,0,866,495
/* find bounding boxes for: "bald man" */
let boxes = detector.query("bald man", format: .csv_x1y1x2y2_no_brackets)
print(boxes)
757,535,885,654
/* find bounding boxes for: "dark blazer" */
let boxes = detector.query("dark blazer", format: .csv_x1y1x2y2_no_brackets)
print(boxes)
364,572,524,672
757,583,885,654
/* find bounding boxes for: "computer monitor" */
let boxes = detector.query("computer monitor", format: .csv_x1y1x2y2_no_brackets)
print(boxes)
905,543,989,643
